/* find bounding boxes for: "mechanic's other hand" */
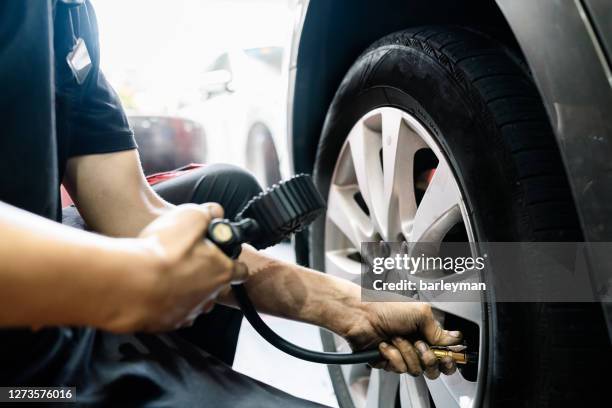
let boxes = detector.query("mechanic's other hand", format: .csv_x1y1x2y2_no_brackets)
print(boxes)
343,302,462,378
104,203,248,333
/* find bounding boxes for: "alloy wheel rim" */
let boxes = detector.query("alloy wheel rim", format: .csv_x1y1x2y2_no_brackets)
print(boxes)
323,107,485,408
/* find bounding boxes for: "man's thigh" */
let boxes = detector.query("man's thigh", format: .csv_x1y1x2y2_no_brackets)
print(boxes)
153,163,263,365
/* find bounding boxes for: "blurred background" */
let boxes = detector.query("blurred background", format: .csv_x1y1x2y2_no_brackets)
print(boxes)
95,1,337,406
96,0,294,188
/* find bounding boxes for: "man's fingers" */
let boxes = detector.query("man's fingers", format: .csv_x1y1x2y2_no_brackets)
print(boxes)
379,342,408,374
391,337,422,377
157,204,219,253
140,204,212,244
192,241,243,288
415,341,440,380
390,337,458,378
438,355,457,376
170,203,224,247
431,327,463,347
419,306,463,346
201,202,224,219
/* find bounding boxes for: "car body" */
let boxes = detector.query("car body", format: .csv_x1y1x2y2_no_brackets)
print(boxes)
286,1,611,407
178,46,289,187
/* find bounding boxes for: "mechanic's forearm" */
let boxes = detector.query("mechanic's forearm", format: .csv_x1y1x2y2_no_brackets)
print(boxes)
0,201,154,329
64,150,173,237
220,246,369,337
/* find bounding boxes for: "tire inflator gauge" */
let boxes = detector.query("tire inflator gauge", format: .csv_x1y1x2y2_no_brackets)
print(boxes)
207,174,476,365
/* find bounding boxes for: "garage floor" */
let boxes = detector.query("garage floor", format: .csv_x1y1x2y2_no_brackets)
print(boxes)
233,243,339,407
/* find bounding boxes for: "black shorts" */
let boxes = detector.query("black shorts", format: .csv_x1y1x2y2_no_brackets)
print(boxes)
64,164,328,407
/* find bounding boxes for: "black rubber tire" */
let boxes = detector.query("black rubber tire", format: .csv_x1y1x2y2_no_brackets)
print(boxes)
309,26,609,407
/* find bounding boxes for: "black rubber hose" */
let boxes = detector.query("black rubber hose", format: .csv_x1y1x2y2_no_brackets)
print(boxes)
231,283,381,364
212,175,380,364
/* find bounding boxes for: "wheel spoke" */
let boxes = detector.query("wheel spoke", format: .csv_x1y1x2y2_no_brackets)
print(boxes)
425,371,477,408
381,110,427,241
399,375,430,408
365,370,400,408
345,363,371,387
348,121,388,239
325,249,361,283
409,161,462,243
327,184,373,249
334,335,352,354
427,301,482,325
339,341,367,387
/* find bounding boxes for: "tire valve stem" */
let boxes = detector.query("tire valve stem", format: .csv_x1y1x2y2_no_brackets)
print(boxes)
431,347,478,365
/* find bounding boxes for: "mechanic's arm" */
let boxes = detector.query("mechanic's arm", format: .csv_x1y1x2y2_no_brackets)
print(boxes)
231,246,462,377
0,200,148,329
65,150,462,377
64,150,172,237
0,200,245,333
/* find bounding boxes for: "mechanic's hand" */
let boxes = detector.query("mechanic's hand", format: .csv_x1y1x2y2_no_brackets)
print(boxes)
343,302,462,378
105,203,248,333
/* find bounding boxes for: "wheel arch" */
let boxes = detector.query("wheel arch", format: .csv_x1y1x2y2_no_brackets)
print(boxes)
246,121,282,186
247,121,273,142
290,0,521,176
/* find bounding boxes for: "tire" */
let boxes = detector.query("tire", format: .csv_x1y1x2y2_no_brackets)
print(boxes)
309,26,609,407
246,123,282,188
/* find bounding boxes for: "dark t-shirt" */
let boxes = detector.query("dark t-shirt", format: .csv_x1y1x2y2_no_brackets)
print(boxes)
53,0,137,181
0,0,135,385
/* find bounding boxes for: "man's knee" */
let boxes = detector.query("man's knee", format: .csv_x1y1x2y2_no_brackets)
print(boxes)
203,163,262,198
194,164,262,218
154,164,263,219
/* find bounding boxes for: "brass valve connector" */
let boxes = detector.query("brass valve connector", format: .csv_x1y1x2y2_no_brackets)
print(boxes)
432,349,468,364
431,346,478,365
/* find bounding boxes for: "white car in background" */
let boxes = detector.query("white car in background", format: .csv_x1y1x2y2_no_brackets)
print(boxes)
179,46,287,188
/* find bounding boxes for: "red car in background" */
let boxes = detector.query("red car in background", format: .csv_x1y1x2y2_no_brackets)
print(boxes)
129,115,207,175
